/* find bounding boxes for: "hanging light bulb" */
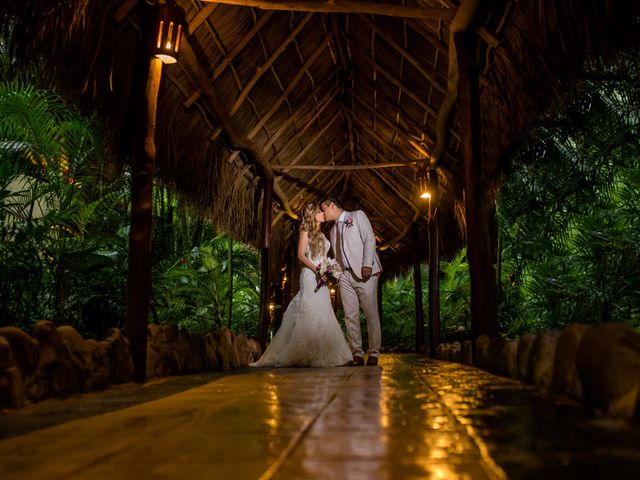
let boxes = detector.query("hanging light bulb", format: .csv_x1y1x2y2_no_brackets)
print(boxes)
151,4,186,64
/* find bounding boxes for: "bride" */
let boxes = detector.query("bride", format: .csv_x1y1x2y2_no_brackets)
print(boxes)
250,203,353,367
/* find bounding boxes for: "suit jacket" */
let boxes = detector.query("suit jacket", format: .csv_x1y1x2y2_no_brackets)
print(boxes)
329,210,382,280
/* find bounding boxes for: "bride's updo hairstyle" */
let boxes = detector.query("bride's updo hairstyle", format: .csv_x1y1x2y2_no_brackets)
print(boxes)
300,203,324,259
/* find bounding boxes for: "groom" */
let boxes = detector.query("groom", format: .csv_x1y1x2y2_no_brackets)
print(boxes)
321,197,382,366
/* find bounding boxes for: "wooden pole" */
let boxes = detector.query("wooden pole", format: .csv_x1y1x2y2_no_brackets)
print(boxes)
227,236,233,329
201,1,455,19
412,223,425,353
272,162,417,171
427,175,441,358
455,30,498,340
258,177,273,350
125,57,163,383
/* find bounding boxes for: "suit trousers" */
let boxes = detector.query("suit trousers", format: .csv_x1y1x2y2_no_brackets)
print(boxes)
339,270,381,357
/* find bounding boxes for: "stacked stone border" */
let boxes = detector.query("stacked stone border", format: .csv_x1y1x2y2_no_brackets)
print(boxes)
433,322,640,422
0,321,261,409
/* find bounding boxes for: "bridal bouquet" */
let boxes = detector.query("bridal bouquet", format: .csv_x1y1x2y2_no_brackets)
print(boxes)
314,258,343,292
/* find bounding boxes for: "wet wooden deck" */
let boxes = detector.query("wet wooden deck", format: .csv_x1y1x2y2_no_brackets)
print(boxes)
1,354,638,479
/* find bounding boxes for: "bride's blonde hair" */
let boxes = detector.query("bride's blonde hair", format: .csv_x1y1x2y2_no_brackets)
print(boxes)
300,203,324,258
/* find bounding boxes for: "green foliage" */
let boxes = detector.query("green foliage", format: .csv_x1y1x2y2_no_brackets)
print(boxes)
497,57,640,335
152,234,260,336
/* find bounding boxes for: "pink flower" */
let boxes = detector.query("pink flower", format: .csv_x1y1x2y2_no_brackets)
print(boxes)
344,216,354,228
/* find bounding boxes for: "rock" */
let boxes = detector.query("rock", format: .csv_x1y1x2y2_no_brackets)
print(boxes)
498,340,519,378
435,343,447,361
0,336,14,371
475,335,490,370
461,340,473,365
576,323,640,419
0,367,25,408
101,328,133,384
488,336,507,374
234,334,251,366
0,326,39,376
188,333,207,372
214,328,239,370
528,330,561,388
450,341,462,363
246,338,262,363
147,324,180,377
204,333,220,370
30,320,85,399
516,333,536,381
84,339,109,391
58,326,92,389
551,324,591,399
176,329,194,373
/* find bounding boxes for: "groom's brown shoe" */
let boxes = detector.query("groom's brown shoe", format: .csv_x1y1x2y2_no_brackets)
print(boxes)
349,356,364,366
366,355,378,366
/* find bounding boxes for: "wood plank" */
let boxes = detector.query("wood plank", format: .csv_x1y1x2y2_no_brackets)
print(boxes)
113,0,138,22
202,1,456,20
413,223,425,353
189,4,219,32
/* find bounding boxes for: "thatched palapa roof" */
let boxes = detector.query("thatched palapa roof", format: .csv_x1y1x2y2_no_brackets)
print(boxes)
2,0,640,273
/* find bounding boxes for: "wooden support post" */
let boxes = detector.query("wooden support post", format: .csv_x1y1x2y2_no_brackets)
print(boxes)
427,186,441,358
455,30,498,340
258,176,273,350
125,57,163,383
412,223,425,353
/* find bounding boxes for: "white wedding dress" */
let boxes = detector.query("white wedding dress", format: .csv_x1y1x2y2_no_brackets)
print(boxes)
250,236,353,367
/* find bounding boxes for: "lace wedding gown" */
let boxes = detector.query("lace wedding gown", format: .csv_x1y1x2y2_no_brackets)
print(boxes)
250,236,352,367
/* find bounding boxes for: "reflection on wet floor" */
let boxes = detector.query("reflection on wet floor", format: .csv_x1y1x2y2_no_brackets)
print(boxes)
0,354,639,479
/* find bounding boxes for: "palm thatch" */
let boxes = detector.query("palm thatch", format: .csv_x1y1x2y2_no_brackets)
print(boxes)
2,0,640,275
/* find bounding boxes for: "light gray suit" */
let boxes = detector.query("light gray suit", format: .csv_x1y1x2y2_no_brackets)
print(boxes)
329,210,382,357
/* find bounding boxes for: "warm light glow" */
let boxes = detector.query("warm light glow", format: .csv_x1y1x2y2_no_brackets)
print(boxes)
269,302,275,311
420,191,431,200
330,287,336,296
151,5,185,64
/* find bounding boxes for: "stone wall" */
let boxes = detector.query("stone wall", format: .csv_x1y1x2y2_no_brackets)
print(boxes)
433,322,640,422
0,322,261,409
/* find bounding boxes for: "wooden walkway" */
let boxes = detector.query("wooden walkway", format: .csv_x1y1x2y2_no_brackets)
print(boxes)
1,355,638,479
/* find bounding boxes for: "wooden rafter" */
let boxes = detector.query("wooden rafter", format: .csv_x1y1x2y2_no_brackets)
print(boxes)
262,83,337,153
271,98,338,162
180,37,298,219
430,0,481,166
273,161,417,171
201,1,456,20
229,12,314,116
358,15,446,95
286,113,340,166
246,33,334,139
189,4,219,32
349,88,431,159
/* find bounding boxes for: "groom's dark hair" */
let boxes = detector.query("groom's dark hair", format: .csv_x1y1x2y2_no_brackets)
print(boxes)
321,196,342,209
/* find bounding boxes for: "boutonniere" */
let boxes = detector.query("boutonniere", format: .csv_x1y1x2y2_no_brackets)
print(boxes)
344,216,354,228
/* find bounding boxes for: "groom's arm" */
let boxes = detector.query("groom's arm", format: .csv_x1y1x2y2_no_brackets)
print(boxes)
356,211,377,274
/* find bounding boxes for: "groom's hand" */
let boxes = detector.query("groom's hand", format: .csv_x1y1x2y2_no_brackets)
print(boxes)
361,267,372,281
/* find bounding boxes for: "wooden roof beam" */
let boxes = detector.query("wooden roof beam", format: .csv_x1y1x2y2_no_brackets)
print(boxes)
284,113,341,166
358,15,446,95
262,80,338,152
348,88,431,159
230,12,314,116
273,161,417,171
201,1,456,20
430,0,481,167
246,33,335,139
180,37,298,219
270,95,338,161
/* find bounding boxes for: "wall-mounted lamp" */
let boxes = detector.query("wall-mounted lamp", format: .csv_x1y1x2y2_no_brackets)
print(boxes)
151,4,186,64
